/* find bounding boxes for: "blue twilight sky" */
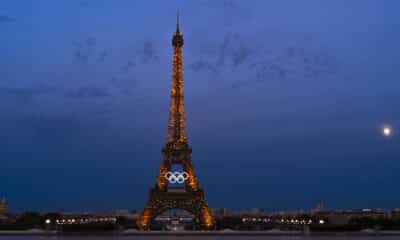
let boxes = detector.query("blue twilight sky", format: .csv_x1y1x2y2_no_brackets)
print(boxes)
0,0,399,212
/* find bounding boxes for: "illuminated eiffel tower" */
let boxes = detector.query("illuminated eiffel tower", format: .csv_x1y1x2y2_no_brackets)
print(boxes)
137,15,214,230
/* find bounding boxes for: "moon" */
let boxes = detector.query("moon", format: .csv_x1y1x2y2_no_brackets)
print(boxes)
382,126,392,137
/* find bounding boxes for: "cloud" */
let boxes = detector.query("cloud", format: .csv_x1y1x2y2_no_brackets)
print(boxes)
79,1,90,7
0,15,15,24
139,40,158,64
0,87,35,102
246,46,341,86
188,32,252,78
74,49,89,63
188,60,217,74
1,113,101,152
216,32,233,67
0,83,112,106
97,51,107,62
188,30,342,89
27,114,84,141
121,39,159,65
71,37,99,63
121,61,136,73
65,86,111,99
223,0,236,9
248,60,288,83
0,85,58,103
232,44,252,67
86,36,96,47
199,0,252,25
107,76,139,97
218,32,254,69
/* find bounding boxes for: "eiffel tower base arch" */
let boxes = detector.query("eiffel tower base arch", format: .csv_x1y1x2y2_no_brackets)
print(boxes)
137,188,214,230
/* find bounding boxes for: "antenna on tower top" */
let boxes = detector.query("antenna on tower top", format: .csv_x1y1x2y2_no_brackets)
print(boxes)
176,11,180,33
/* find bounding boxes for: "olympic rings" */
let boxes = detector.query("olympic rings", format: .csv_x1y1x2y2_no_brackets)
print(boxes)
165,171,189,184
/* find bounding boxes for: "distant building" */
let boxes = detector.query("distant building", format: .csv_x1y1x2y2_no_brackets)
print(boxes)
54,214,117,225
236,208,265,216
111,209,139,220
310,202,325,214
345,208,387,219
0,197,8,222
391,209,400,220
211,208,231,218
312,208,388,225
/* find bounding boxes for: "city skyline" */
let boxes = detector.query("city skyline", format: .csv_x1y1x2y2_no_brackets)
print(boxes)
1,0,400,212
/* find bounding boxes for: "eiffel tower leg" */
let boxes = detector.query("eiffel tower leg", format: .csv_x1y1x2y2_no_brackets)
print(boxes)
198,200,214,229
137,200,154,230
155,158,170,191
183,160,199,191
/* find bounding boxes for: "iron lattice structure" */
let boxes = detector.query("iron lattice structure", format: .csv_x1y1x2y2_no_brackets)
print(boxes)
137,16,214,230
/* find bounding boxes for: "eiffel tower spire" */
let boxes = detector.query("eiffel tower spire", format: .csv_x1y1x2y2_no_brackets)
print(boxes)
168,13,186,143
176,11,180,33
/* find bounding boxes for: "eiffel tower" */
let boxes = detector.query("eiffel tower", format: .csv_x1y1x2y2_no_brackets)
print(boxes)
137,15,214,230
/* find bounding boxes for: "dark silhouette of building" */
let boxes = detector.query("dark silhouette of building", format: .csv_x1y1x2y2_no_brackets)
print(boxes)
137,14,214,230
0,196,8,222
